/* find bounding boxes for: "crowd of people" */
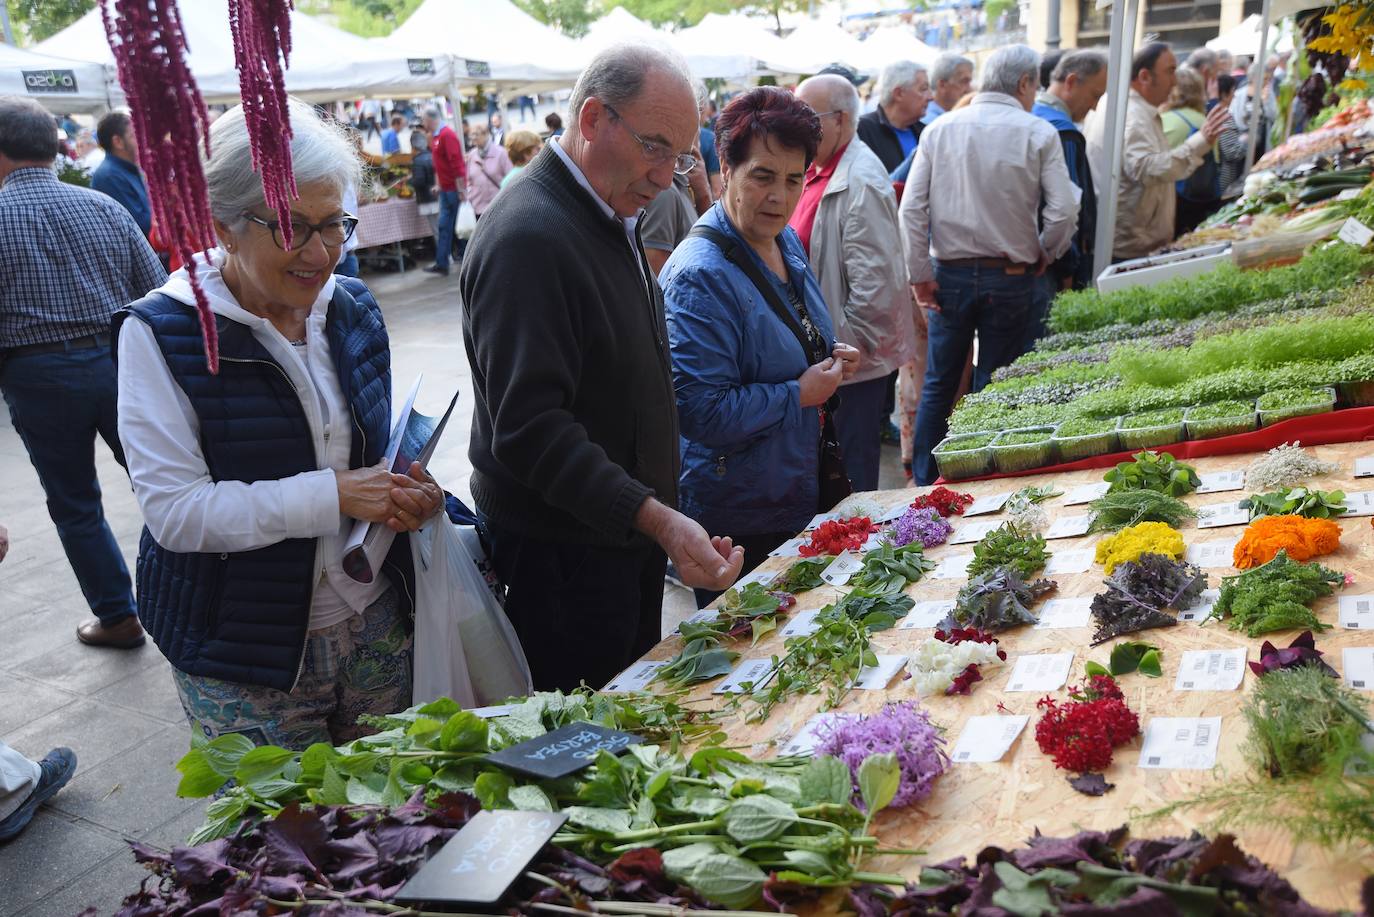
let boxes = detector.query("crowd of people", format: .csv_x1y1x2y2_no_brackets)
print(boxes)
0,33,1285,837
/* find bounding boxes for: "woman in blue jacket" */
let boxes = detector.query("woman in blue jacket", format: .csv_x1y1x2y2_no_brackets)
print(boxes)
661,87,860,607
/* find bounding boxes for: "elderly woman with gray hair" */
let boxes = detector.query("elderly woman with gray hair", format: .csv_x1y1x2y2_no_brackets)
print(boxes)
115,99,443,750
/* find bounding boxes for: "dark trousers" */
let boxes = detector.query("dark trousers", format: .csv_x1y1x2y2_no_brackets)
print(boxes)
912,263,1035,485
434,189,459,270
0,345,136,624
693,530,793,609
832,375,889,493
481,518,667,691
1022,273,1054,356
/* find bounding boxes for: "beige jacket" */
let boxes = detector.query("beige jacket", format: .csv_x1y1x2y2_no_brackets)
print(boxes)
1086,89,1210,259
806,138,914,385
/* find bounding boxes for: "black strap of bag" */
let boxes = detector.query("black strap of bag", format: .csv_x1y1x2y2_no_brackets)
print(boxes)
686,224,853,509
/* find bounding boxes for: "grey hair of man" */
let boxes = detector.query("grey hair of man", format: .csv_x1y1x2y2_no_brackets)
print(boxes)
930,53,973,88
980,44,1042,98
876,59,928,107
203,97,362,230
1052,49,1108,84
801,73,861,125
0,95,60,163
692,78,709,113
567,41,694,123
1186,47,1218,75
421,106,442,127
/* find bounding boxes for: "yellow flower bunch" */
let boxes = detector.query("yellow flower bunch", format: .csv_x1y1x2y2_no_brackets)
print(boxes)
1094,522,1185,575
1309,4,1374,67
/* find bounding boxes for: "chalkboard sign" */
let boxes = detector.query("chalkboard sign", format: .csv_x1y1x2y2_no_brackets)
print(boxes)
393,809,567,906
485,720,642,779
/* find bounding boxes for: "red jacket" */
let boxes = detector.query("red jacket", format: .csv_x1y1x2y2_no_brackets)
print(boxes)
432,124,468,192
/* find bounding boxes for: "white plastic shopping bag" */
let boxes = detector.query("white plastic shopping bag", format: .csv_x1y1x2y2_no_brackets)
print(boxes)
412,515,532,707
454,201,478,239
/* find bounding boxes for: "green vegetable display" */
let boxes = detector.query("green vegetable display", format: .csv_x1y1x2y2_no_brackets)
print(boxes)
779,556,829,593
1241,486,1349,520
1207,551,1343,637
1103,450,1201,497
849,541,935,594
1085,642,1162,679
966,522,1051,580
1087,490,1196,534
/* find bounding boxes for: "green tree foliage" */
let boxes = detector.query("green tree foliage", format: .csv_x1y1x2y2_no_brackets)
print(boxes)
5,0,93,44
512,0,598,37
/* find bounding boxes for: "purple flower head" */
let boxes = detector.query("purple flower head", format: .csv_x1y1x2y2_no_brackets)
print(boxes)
815,700,949,810
888,506,955,549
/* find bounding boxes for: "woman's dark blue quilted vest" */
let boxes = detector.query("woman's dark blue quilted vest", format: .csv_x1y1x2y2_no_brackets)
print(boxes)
112,276,414,691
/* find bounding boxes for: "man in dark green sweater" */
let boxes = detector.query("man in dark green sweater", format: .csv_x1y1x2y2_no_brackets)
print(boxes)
461,44,744,692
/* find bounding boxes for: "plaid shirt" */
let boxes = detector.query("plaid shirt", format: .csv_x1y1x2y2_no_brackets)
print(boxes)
0,167,166,349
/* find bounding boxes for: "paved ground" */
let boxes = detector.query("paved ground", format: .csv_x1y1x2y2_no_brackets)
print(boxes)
0,263,905,916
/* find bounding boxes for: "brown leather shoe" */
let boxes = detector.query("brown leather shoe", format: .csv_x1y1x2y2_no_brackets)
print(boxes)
75,616,146,649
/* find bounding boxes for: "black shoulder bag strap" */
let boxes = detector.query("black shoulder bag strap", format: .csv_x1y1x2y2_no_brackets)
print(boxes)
686,223,852,509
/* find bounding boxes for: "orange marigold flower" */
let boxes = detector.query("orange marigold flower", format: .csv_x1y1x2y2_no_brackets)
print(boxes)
1233,514,1342,569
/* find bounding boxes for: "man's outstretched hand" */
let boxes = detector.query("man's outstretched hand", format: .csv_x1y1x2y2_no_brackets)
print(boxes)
635,499,744,591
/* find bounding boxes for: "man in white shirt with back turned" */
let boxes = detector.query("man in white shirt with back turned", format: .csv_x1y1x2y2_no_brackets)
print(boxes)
899,44,1078,485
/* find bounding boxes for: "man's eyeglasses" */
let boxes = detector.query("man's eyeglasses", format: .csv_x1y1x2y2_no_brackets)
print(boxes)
242,213,360,251
603,104,697,175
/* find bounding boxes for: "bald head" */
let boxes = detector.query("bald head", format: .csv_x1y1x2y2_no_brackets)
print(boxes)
797,74,859,166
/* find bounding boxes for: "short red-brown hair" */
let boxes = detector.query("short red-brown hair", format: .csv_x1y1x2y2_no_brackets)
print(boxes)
716,86,822,171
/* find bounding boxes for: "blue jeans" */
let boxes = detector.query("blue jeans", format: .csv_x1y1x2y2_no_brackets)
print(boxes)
833,375,890,493
0,345,136,624
1022,273,1054,356
519,96,536,121
434,189,459,270
912,263,1036,484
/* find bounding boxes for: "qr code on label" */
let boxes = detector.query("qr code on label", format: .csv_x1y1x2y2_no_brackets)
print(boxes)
1011,683,1022,690
1148,756,1161,765
1360,600,1371,612
1194,724,1211,747
1356,680,1367,688
1183,681,1194,689
1175,728,1190,741
957,751,970,760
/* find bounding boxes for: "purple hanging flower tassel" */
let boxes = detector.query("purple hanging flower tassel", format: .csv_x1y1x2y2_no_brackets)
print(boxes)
229,0,298,249
101,0,219,372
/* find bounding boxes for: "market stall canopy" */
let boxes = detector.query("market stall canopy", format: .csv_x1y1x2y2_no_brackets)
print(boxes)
378,0,586,90
35,4,453,104
670,13,782,80
856,25,940,68
582,7,660,53
1206,13,1295,58
0,42,112,113
764,19,869,76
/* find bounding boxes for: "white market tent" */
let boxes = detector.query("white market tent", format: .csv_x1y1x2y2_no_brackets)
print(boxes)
855,26,939,69
670,13,782,81
764,19,869,75
35,3,454,105
582,6,660,53
0,42,111,113
378,0,586,92
1206,13,1295,58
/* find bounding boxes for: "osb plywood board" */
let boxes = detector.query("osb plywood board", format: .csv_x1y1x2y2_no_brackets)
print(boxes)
625,443,1374,909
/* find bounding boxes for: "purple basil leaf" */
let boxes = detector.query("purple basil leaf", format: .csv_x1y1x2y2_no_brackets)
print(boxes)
259,804,331,878
1068,773,1115,796
325,831,381,881
1059,886,1177,915
166,839,233,885
372,822,447,862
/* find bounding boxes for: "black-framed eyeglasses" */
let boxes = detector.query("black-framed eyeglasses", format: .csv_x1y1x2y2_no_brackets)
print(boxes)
242,213,359,251
603,104,697,175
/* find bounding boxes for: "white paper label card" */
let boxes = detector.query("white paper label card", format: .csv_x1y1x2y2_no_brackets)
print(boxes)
807,510,840,530
1344,647,1374,691
1185,539,1238,569
1340,595,1374,630
1355,457,1374,479
880,502,913,523
1178,588,1220,622
898,600,956,629
1045,549,1094,576
951,715,1029,763
964,492,1012,517
604,660,669,693
1045,514,1092,540
951,520,999,545
469,704,520,719
780,712,842,756
1174,648,1246,691
1339,216,1374,247
681,610,719,629
1346,725,1374,777
821,551,864,586
735,567,780,591
780,608,822,637
1064,482,1110,506
855,654,908,691
1138,717,1222,770
770,536,809,558
1006,652,1075,691
1196,501,1249,529
714,658,777,694
1343,491,1374,518
1035,597,1093,629
1196,470,1246,494
932,553,975,580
